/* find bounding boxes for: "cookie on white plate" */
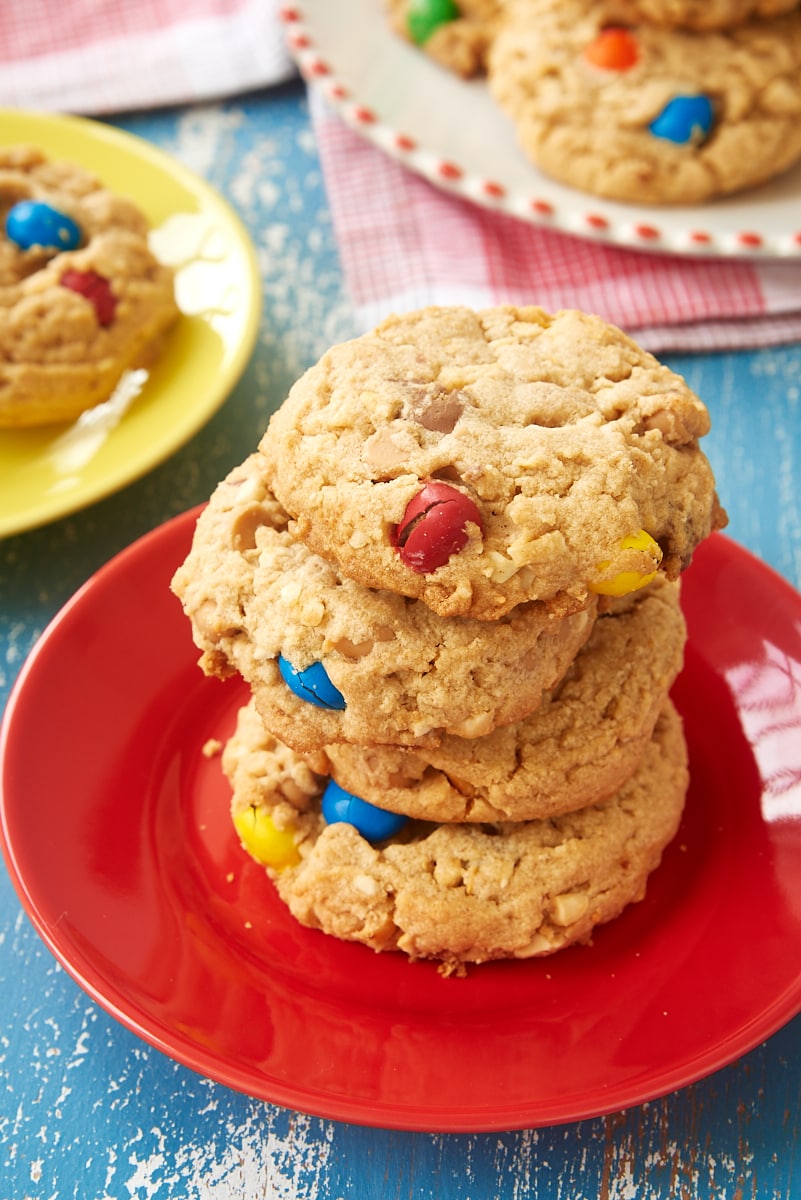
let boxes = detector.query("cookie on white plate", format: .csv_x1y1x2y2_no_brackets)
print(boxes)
386,0,504,77
488,0,801,204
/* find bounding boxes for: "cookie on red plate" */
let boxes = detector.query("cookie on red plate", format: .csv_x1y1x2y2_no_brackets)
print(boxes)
262,305,725,620
223,696,689,968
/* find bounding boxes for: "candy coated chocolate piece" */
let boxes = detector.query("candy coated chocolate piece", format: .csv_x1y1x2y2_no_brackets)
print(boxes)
233,804,300,870
583,26,639,71
393,480,483,574
278,654,346,710
59,269,117,326
5,199,81,252
649,95,714,145
407,0,459,46
321,779,408,842
589,529,662,596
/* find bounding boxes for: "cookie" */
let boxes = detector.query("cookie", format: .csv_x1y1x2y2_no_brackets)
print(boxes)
262,305,726,621
386,0,504,77
171,453,598,752
223,697,689,966
319,576,686,822
488,0,801,204
624,0,800,29
0,144,179,426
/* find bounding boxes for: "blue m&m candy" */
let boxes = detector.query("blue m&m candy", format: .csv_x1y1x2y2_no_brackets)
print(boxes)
321,779,408,842
278,654,346,710
648,95,714,146
5,200,82,252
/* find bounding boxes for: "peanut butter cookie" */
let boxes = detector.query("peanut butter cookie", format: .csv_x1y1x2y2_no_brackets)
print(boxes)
0,144,178,426
626,0,799,29
320,576,686,822
386,0,504,77
223,697,689,966
172,453,597,752
262,305,725,620
488,0,801,204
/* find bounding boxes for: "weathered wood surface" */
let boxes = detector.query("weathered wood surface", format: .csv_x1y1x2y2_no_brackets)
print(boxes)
2,85,800,1200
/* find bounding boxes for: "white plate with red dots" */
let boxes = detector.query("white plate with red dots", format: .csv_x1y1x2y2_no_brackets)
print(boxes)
281,0,801,258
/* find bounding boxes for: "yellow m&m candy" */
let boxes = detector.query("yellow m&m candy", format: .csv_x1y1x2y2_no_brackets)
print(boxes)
233,805,300,870
588,529,662,597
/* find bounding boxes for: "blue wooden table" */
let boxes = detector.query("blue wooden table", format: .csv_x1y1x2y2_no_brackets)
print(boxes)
2,79,801,1199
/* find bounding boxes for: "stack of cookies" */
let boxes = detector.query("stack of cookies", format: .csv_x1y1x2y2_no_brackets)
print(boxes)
172,305,726,972
388,0,801,204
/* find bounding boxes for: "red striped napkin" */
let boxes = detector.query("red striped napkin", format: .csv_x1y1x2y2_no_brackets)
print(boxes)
310,91,801,353
0,0,294,114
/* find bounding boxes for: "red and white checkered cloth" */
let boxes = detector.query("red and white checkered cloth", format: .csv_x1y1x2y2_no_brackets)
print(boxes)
310,92,801,354
0,0,294,114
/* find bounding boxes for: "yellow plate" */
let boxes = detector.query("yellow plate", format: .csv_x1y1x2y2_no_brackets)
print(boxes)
0,109,262,538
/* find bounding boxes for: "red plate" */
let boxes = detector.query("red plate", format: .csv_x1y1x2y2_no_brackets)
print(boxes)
3,511,801,1132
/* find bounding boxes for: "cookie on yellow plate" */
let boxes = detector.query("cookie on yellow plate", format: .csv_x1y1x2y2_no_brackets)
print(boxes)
0,144,178,426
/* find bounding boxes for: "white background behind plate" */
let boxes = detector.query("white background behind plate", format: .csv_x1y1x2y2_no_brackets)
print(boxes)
285,0,801,258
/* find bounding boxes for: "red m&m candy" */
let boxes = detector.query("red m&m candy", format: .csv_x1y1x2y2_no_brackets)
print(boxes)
392,480,483,574
60,269,117,326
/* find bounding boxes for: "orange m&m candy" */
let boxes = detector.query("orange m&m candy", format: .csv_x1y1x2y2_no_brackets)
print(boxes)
583,26,639,71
